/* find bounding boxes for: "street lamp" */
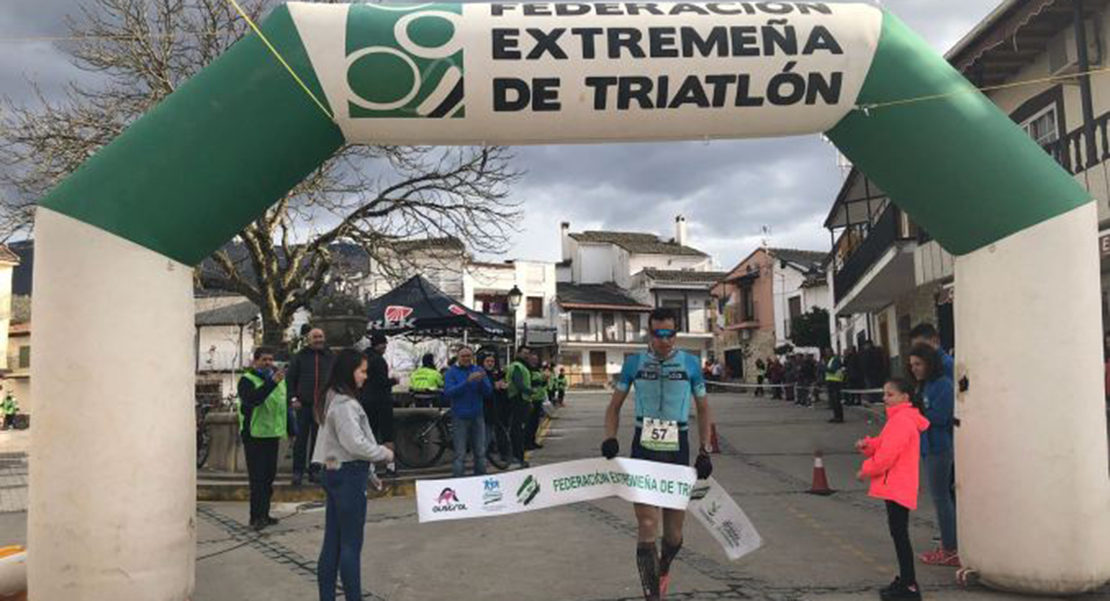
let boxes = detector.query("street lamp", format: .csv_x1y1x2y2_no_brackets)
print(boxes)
507,285,524,363
507,285,523,311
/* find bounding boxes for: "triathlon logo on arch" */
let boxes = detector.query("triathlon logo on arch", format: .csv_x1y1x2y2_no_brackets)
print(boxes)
345,3,465,119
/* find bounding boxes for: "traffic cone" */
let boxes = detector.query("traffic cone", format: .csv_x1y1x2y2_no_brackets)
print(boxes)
807,451,835,496
709,424,721,454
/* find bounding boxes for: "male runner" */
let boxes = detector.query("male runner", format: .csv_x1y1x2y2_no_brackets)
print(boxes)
601,307,714,601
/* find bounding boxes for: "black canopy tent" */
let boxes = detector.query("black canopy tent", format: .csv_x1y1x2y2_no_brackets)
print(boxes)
365,275,512,340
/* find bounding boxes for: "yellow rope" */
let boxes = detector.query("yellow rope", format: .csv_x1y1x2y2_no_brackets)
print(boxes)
859,64,1110,112
223,0,334,121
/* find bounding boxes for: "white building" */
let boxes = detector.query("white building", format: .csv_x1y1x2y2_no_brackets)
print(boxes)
465,259,560,361
194,296,259,402
555,216,719,384
629,268,726,361
824,0,1110,370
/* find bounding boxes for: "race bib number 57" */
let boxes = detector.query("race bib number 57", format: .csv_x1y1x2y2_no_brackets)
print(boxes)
642,417,680,452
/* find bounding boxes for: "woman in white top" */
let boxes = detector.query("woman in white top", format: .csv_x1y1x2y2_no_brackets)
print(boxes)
312,348,394,601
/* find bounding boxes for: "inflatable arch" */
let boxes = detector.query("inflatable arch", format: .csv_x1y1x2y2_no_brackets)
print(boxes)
28,2,1110,598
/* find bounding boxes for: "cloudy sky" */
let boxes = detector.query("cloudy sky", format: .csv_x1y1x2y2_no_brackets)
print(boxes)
0,0,1003,269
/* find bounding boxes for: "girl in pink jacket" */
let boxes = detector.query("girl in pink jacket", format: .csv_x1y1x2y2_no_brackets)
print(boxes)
856,378,930,601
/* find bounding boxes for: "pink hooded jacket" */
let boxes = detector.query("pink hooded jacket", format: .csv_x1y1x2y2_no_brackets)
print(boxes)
858,402,930,510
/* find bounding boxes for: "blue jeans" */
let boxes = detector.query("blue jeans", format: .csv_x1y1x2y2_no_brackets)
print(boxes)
924,450,957,551
318,461,369,601
452,414,487,478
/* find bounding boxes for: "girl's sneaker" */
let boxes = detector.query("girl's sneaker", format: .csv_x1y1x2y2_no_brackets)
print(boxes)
880,581,922,601
919,547,949,565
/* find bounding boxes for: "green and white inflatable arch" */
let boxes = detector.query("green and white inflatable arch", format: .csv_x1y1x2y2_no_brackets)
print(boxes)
29,2,1110,597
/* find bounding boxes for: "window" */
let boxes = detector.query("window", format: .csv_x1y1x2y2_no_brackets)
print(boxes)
526,296,544,318
18,346,30,369
624,314,643,341
740,286,756,322
661,299,685,332
571,312,592,334
1022,106,1059,147
787,296,803,337
601,312,618,341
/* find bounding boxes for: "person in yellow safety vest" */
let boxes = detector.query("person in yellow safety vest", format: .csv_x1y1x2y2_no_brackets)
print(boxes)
526,358,548,451
554,367,568,407
410,353,445,393
506,347,534,468
823,347,846,424
1,392,17,430
237,346,288,531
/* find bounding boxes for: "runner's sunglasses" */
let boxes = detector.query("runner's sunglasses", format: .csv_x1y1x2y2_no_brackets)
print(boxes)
651,328,677,340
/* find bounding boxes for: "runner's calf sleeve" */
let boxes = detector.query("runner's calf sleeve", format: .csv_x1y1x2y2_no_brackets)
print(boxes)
660,537,683,576
636,542,661,601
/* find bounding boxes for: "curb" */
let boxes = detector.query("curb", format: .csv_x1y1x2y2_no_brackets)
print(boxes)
198,477,416,503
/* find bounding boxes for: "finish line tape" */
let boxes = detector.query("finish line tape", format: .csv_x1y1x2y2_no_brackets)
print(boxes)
415,459,762,561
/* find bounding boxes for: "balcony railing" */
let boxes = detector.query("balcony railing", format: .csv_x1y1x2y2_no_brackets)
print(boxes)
561,329,645,344
1044,111,1110,175
833,204,914,305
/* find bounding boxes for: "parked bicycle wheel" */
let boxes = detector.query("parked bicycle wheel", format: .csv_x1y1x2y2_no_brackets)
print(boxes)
395,413,450,469
486,423,511,470
195,403,212,469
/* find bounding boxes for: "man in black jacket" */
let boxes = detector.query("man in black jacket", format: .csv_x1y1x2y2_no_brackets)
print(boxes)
287,328,334,486
361,333,397,475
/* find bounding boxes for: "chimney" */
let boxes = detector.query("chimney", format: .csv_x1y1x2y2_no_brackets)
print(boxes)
560,221,571,261
675,215,688,247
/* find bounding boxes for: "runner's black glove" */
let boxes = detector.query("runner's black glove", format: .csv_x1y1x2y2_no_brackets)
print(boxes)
695,451,713,480
601,438,619,459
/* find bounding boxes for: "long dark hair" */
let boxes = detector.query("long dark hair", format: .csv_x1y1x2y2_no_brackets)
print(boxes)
908,343,944,384
886,377,925,413
316,348,366,424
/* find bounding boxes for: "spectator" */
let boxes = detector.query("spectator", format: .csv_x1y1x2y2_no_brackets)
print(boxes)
768,357,785,400
410,353,445,393
506,347,533,469
784,355,798,403
554,367,568,406
313,348,394,601
844,346,864,406
288,327,334,487
754,358,766,397
711,360,724,382
237,347,287,531
909,323,954,381
1,392,17,430
526,354,548,451
444,347,492,477
855,378,929,601
824,348,845,424
360,334,397,477
482,353,512,464
861,340,888,404
908,343,959,567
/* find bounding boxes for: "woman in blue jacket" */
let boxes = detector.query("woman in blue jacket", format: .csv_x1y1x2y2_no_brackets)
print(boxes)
908,343,958,567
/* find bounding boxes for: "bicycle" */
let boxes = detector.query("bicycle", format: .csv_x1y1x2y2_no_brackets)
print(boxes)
395,407,511,471
195,399,214,469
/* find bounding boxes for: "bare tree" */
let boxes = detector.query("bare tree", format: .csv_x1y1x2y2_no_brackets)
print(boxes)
0,0,522,345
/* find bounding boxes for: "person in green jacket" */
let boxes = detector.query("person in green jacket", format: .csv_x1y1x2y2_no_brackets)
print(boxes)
554,367,568,406
238,346,288,530
526,358,548,451
1,392,17,430
506,347,533,468
410,354,445,393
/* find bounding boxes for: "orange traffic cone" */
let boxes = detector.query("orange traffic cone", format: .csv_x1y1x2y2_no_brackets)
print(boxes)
709,424,721,454
807,450,835,496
